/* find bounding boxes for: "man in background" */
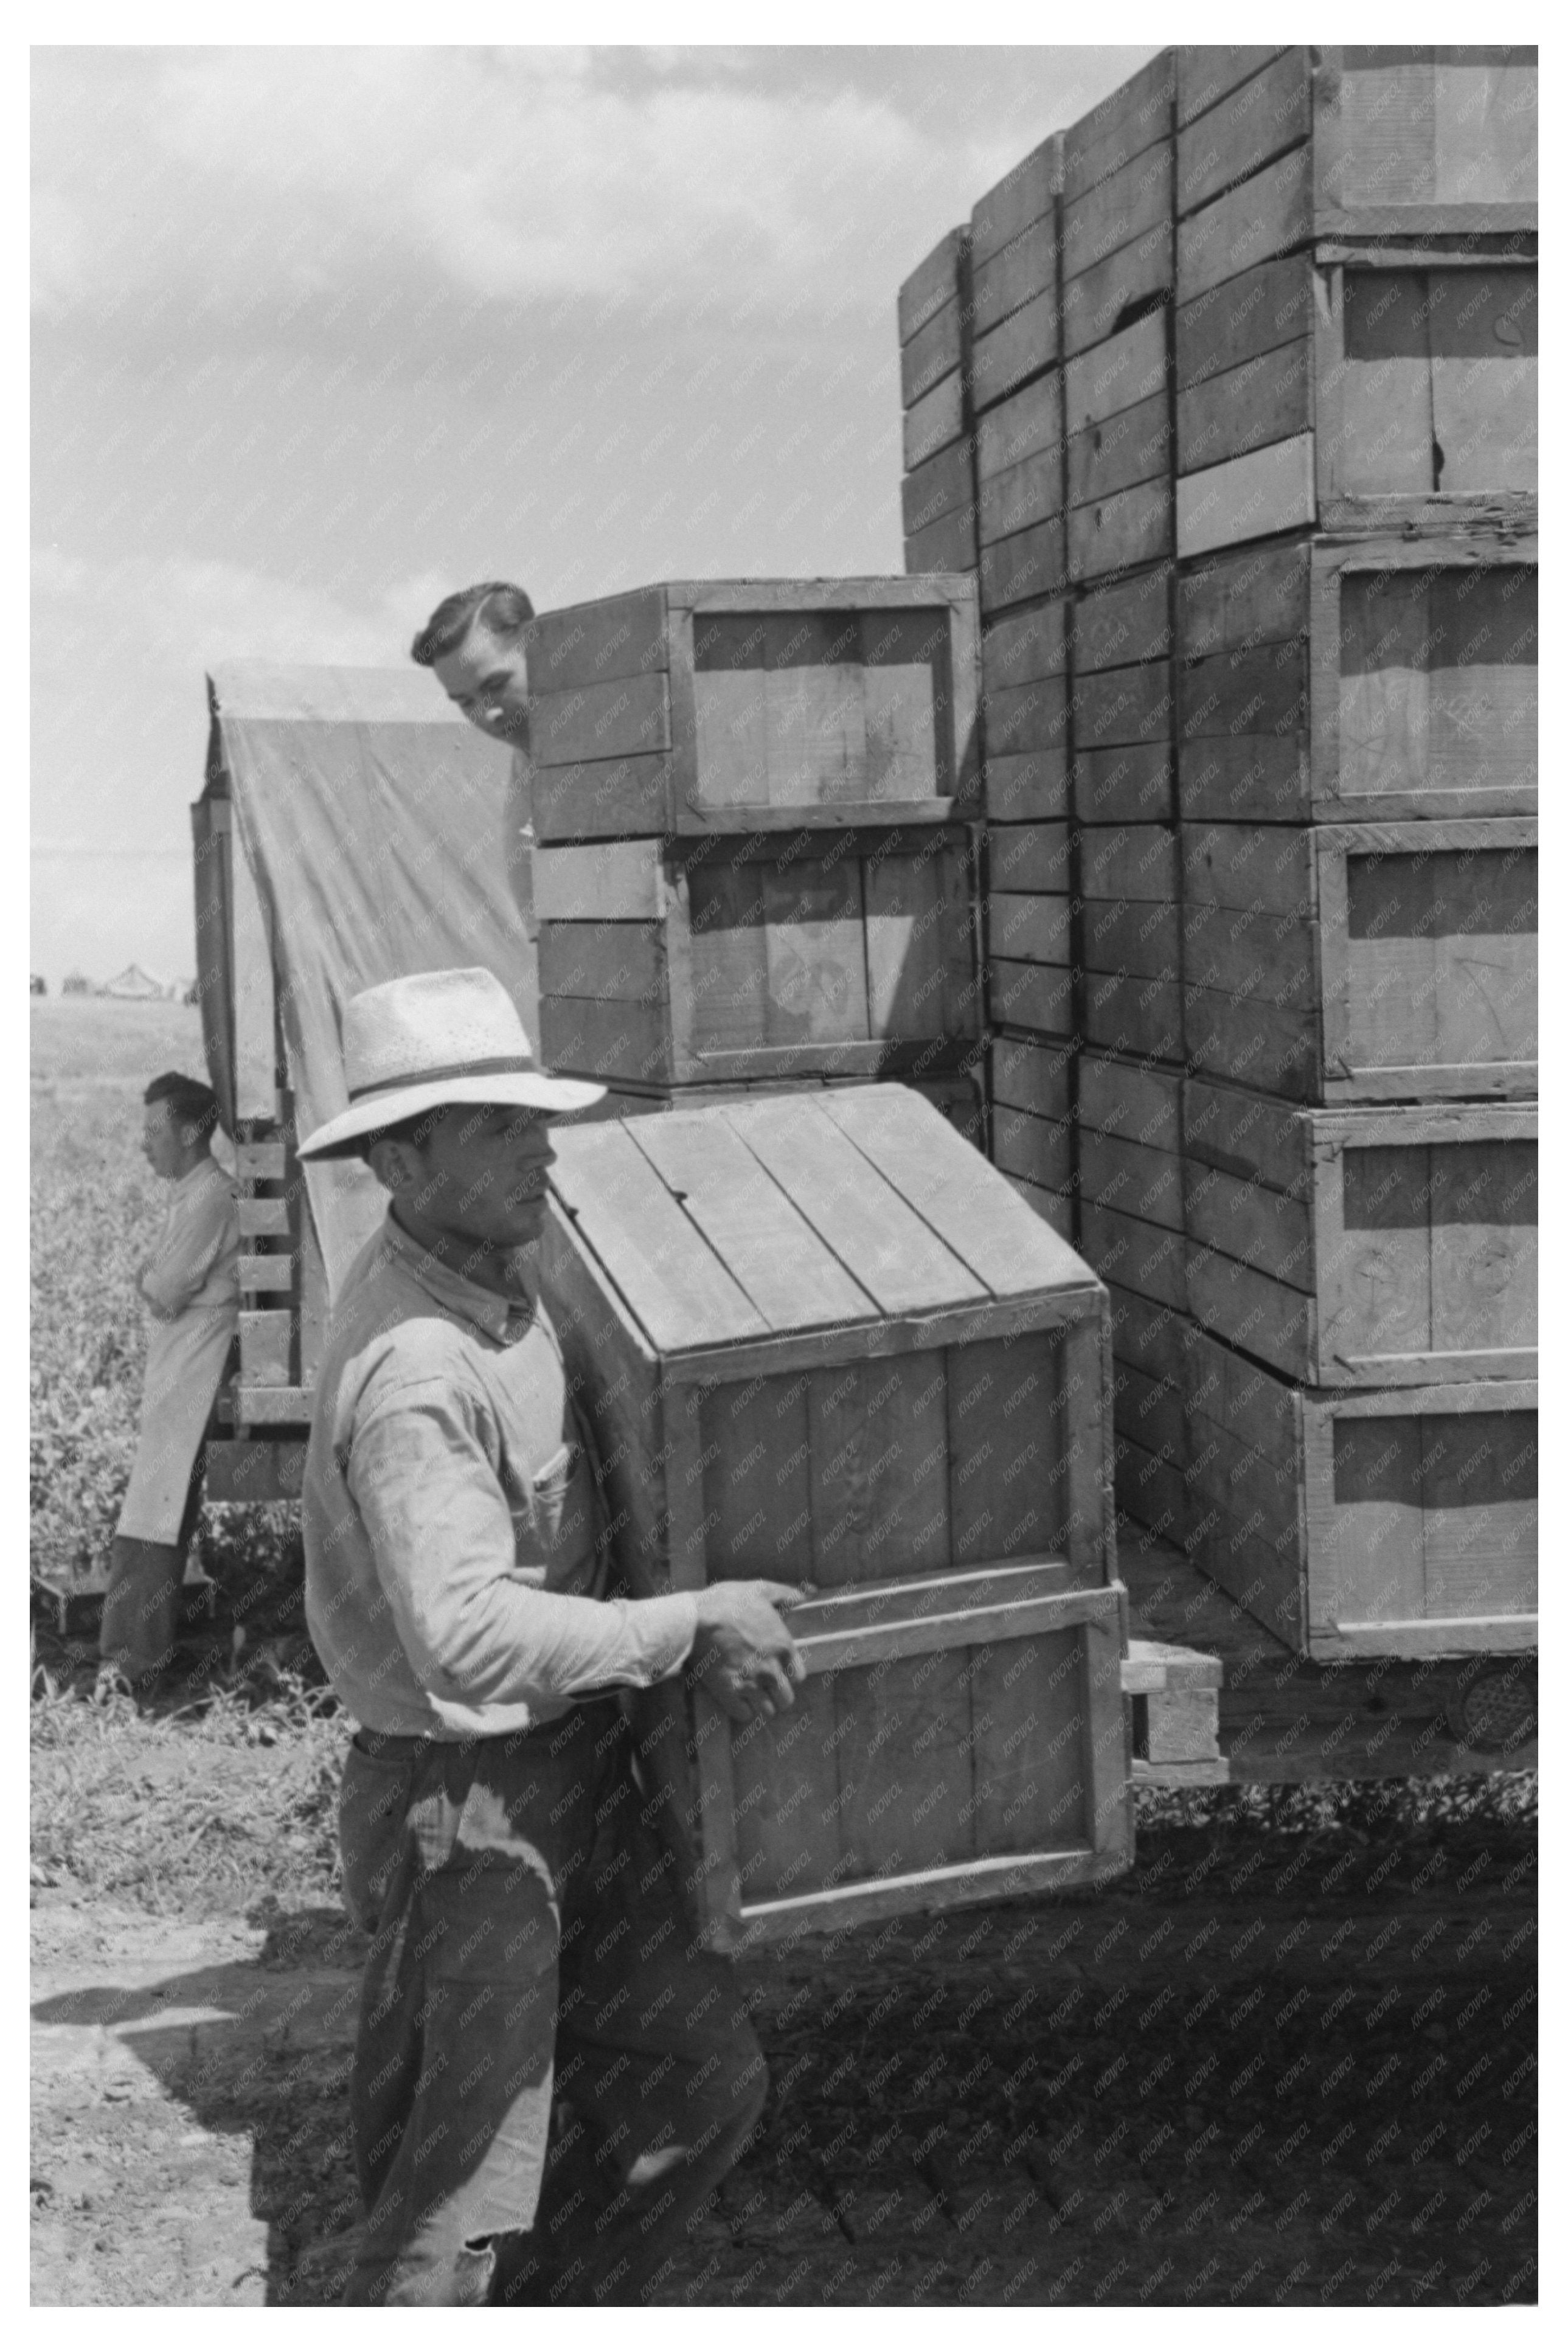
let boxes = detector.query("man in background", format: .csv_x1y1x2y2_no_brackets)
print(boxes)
98,1072,239,1688
411,582,536,940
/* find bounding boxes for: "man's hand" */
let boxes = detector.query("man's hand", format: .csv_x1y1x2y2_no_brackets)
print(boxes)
692,1580,807,1726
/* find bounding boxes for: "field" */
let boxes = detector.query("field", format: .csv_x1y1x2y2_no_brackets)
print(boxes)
30,1001,1537,2306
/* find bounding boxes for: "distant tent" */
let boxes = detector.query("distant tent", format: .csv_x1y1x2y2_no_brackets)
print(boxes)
60,971,93,996
102,963,166,1000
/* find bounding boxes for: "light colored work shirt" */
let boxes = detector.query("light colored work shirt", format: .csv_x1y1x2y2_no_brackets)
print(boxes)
140,1157,240,1316
117,1156,239,1545
302,1211,699,1741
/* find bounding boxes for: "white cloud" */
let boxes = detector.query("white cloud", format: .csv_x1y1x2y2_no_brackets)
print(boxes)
33,47,987,330
32,546,442,676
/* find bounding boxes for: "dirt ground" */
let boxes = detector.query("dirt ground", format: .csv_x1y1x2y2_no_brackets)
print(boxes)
31,1775,1536,2307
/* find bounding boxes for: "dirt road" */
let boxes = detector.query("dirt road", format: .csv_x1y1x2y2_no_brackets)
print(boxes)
31,1788,1536,2306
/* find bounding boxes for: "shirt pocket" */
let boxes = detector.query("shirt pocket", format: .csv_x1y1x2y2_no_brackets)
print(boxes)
527,1440,581,1552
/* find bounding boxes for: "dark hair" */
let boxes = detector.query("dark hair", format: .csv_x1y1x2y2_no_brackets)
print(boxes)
144,1070,221,1139
410,582,534,667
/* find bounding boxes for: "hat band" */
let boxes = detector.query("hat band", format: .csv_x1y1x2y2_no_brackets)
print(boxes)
349,1053,541,1102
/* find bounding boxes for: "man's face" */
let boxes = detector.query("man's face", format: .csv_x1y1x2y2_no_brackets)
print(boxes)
398,1103,557,1254
431,622,530,745
142,1099,189,1179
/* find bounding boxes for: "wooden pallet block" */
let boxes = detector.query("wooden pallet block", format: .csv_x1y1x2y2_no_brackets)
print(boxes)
1181,814,1536,1101
1182,1080,1536,1387
538,1085,1130,1946
1122,1639,1223,1765
1178,529,1537,823
1175,244,1537,551
1184,1324,1537,1660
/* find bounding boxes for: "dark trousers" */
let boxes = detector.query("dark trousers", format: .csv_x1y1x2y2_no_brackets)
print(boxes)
97,1451,207,1680
338,1696,766,2306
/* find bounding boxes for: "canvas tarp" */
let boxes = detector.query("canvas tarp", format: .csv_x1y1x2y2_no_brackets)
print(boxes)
207,661,534,1298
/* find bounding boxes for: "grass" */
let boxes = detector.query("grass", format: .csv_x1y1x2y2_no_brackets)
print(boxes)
30,1657,349,1917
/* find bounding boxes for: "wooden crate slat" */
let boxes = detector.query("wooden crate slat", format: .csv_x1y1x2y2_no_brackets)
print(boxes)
897,227,966,345
1063,48,1174,203
817,1083,1092,1302
529,586,668,696
1176,47,1312,217
547,1122,770,1353
624,1110,876,1334
532,673,670,769
970,289,1058,415
716,1092,987,1318
970,133,1063,269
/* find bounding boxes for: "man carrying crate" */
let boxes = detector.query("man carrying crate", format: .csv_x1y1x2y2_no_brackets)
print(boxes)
298,966,803,2307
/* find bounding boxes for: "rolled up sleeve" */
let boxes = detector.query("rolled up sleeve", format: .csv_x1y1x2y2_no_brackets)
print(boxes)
346,1378,698,1713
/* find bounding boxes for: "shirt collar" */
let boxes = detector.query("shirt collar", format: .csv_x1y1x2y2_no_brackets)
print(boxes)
172,1157,224,1196
378,1210,536,1345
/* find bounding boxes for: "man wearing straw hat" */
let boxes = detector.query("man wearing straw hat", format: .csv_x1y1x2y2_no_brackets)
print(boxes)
299,966,803,2308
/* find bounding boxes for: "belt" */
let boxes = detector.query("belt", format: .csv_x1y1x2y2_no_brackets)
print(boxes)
351,1696,622,1763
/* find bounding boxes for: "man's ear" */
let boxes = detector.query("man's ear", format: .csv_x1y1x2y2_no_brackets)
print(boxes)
367,1137,418,1193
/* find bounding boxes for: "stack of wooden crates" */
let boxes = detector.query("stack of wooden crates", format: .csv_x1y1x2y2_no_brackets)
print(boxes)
898,44,1538,1672
527,575,985,1140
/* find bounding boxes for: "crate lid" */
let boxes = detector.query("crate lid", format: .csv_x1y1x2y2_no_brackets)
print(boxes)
547,1084,1098,1358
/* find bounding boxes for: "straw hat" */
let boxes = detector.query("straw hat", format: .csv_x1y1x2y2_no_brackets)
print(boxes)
297,968,604,1159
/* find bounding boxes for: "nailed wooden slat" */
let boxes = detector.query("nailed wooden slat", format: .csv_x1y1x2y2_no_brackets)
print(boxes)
626,1111,876,1333
547,1120,769,1353
819,1082,1094,1302
720,1092,987,1317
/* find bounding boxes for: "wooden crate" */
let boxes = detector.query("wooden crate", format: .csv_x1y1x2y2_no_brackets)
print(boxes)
1075,1052,1185,1326
536,825,979,1088
976,377,1065,610
1072,564,1174,824
981,595,1068,820
1105,1282,1190,1543
530,577,979,838
1181,816,1536,1101
985,815,1074,1041
1176,47,1537,237
898,229,970,485
1179,530,1537,823
1185,1325,1536,1659
901,437,978,577
1183,1080,1536,1388
988,1029,1074,1230
536,1085,1131,1946
1064,312,1172,591
1175,247,1537,554
1077,825,1182,1063
969,136,1063,418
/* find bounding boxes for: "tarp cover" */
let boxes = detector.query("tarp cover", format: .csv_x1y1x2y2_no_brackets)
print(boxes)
208,661,534,1296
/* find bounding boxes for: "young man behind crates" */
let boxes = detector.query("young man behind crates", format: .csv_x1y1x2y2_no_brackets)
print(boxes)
411,582,537,940
298,966,803,2306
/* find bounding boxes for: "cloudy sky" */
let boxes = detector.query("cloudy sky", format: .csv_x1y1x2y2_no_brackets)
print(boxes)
32,43,1157,986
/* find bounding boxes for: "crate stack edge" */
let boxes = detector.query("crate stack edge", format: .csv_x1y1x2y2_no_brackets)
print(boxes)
1170,43,1538,1661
